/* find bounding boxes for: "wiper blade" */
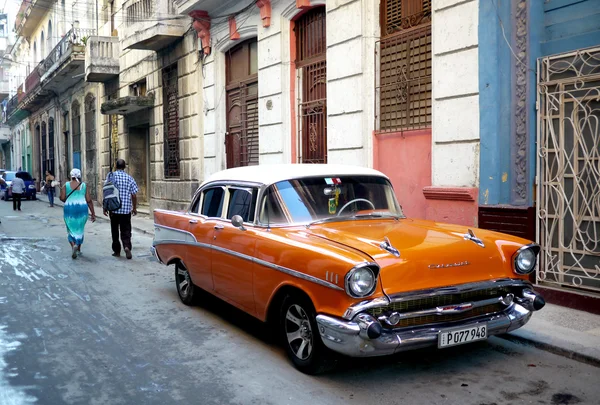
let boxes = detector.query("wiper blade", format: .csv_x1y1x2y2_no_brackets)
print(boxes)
307,213,401,227
351,213,401,220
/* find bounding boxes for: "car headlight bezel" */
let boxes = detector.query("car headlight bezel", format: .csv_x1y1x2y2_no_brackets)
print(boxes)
345,263,379,298
513,243,541,275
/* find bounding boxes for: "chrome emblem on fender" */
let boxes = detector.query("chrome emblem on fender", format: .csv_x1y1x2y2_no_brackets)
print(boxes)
428,261,470,269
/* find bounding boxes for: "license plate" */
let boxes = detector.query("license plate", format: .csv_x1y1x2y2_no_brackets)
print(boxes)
438,324,487,348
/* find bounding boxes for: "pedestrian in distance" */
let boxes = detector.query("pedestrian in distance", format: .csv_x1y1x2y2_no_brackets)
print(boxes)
60,168,96,259
103,159,138,260
10,174,26,211
45,170,56,207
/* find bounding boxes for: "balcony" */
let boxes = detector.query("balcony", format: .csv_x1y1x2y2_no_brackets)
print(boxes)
5,93,29,126
85,36,120,82
0,79,9,100
122,0,188,51
174,0,240,15
15,0,55,38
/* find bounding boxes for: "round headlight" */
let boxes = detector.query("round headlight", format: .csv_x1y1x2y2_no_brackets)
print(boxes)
514,247,537,274
347,267,375,297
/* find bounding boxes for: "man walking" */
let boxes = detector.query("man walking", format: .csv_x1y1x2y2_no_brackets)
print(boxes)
10,174,26,211
103,159,139,259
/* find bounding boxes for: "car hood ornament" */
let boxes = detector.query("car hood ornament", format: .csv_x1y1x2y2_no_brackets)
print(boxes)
379,236,400,257
464,229,485,248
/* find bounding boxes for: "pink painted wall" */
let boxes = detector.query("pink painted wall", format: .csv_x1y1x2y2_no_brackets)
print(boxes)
373,130,479,227
373,129,431,220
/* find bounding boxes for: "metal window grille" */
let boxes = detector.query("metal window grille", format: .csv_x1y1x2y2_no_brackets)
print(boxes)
376,0,432,132
296,7,327,164
41,122,47,176
163,63,180,178
85,95,97,199
48,118,55,175
72,102,81,153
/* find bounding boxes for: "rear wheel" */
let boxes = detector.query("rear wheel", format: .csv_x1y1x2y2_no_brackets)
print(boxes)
174,261,200,305
279,293,337,374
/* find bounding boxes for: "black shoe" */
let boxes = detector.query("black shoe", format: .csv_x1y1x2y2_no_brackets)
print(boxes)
124,248,132,260
112,252,120,257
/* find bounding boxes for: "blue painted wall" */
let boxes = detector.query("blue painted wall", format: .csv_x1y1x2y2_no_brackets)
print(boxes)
478,0,513,206
479,0,600,207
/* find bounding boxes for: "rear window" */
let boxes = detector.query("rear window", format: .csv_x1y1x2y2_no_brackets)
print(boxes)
17,172,33,181
3,172,15,181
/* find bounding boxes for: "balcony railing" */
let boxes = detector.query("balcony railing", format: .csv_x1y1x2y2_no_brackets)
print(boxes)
126,0,154,26
85,36,120,82
5,94,18,119
42,28,96,79
25,64,43,94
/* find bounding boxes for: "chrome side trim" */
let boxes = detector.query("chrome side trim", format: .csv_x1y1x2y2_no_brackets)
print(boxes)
151,239,343,291
343,278,531,320
154,224,198,244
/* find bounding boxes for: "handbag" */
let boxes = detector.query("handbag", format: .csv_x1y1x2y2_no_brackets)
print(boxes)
51,180,59,187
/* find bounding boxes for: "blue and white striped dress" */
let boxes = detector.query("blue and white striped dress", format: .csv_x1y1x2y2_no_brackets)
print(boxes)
63,182,88,246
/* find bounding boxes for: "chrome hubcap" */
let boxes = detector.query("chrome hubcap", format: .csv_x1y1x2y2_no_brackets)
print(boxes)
285,304,313,360
176,265,190,298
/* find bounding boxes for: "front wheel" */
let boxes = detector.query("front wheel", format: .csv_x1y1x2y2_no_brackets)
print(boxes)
174,261,200,305
279,294,337,374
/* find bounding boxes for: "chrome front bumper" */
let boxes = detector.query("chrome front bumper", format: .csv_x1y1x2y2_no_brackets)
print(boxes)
316,302,535,358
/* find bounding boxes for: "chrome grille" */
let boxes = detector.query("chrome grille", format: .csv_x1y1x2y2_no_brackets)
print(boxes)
367,286,520,328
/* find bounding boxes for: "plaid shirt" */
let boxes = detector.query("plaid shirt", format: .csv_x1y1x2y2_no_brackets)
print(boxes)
107,170,139,214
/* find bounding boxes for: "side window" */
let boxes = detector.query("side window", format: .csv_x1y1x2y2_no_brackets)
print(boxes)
259,186,289,224
227,188,256,222
201,187,225,217
189,193,201,214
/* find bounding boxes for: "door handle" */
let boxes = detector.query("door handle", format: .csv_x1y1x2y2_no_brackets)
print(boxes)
189,219,198,224
214,224,224,230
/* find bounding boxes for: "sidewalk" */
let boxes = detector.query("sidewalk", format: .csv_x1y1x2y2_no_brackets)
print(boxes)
36,192,156,236
34,192,600,368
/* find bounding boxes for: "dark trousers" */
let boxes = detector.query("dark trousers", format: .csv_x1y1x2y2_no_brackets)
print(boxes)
110,213,132,254
12,193,22,210
47,187,55,206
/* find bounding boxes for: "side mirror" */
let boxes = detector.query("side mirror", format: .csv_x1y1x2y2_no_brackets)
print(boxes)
231,215,246,231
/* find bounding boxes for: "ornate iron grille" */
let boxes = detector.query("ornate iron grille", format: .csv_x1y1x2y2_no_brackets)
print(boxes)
226,83,259,168
296,7,327,164
72,102,81,154
376,22,432,132
382,0,432,35
163,63,180,178
85,95,97,199
537,46,600,293
41,122,47,176
48,118,55,175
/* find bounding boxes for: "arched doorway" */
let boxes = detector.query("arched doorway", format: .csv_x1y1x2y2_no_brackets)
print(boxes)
84,93,97,199
71,100,81,170
225,37,259,168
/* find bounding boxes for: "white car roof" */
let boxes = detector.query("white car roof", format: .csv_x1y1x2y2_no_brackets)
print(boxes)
202,164,389,187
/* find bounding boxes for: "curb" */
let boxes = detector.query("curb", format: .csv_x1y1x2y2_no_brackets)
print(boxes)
34,194,154,237
496,333,600,369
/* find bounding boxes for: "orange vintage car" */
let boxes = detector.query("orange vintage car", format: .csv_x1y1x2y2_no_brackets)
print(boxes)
151,164,545,374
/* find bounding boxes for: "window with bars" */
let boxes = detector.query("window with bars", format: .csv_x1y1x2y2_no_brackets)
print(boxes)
377,0,432,132
295,7,327,164
163,63,180,178
72,101,81,154
85,94,97,199
225,38,259,168
41,122,47,175
48,118,55,175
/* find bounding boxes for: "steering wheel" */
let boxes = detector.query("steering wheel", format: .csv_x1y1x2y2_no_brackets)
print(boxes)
337,198,375,216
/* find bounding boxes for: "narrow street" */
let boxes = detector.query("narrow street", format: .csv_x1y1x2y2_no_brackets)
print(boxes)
0,200,598,405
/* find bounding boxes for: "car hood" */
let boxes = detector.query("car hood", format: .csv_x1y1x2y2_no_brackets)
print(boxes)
307,218,529,295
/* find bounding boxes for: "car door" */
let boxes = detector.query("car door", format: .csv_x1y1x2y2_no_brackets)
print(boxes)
211,186,259,314
185,186,225,291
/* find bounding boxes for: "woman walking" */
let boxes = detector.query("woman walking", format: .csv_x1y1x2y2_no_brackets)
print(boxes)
60,169,96,259
45,170,56,207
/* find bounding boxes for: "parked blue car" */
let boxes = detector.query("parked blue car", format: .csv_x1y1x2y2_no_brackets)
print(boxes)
1,171,37,200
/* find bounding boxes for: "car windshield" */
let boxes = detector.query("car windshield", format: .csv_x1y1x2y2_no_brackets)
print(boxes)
3,172,15,181
260,175,404,225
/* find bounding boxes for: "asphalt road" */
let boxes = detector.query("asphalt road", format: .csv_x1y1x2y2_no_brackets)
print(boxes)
0,200,598,405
